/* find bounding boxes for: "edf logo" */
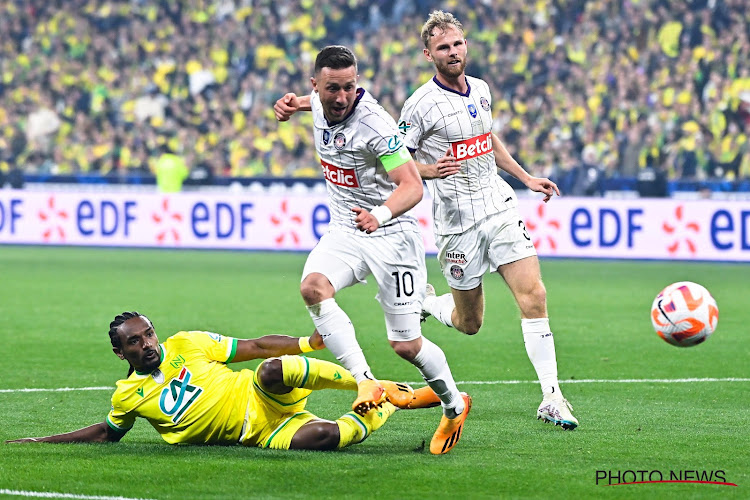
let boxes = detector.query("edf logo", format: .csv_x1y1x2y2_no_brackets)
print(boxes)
0,198,23,234
570,207,643,248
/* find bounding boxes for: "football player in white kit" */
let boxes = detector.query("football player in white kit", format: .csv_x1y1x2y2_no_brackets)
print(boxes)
398,11,578,430
273,46,471,454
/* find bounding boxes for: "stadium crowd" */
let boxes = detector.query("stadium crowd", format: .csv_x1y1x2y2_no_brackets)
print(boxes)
0,0,748,194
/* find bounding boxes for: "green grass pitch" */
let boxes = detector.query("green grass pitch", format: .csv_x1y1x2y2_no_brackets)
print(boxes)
0,246,748,499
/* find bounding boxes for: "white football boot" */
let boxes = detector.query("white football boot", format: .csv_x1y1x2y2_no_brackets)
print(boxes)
537,396,578,430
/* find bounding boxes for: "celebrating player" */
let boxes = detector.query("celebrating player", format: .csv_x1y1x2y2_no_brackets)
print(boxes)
273,45,470,454
397,11,577,429
7,311,444,450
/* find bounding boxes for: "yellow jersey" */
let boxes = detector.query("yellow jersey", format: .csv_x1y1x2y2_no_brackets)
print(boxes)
106,331,253,445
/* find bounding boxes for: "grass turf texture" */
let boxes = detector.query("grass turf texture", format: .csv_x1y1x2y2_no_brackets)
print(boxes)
0,246,747,499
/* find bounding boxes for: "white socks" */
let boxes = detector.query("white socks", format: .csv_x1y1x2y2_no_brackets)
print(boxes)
307,298,371,383
424,292,455,328
412,337,464,418
522,317,561,398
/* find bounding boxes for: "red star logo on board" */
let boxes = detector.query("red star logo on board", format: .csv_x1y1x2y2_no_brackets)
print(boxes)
662,205,699,255
38,196,68,242
152,198,183,244
525,203,561,251
270,200,303,246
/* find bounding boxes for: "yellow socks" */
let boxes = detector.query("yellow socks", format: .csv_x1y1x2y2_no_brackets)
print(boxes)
335,402,397,449
281,355,357,391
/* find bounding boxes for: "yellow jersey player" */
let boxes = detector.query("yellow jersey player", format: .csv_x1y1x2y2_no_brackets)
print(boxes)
7,311,441,451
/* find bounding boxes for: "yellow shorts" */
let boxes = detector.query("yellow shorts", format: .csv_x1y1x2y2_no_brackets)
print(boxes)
239,370,316,450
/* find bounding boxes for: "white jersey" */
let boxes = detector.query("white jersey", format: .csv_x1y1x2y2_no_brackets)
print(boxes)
399,76,517,236
311,88,419,237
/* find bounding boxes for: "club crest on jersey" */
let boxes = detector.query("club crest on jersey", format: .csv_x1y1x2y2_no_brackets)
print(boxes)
480,97,490,111
159,367,203,423
334,132,346,150
398,120,411,135
323,130,331,145
450,265,465,280
467,104,477,118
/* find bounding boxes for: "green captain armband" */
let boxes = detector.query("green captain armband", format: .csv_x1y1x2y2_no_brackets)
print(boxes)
380,147,411,172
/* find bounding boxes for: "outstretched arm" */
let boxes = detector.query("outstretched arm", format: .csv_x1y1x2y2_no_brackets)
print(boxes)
6,422,124,444
274,93,312,121
491,133,560,202
231,330,325,363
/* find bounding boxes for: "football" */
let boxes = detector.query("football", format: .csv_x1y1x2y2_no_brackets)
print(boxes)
651,281,719,347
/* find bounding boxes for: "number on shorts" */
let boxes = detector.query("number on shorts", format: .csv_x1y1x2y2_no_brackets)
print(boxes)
518,220,531,241
391,271,414,297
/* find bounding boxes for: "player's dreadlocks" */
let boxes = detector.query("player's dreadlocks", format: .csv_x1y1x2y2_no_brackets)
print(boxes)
421,10,464,49
109,311,148,376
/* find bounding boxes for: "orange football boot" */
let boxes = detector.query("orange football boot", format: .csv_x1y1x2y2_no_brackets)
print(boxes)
429,393,472,455
352,379,386,416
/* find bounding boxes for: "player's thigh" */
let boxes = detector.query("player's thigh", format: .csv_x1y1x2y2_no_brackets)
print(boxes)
451,284,485,321
260,412,319,450
497,255,543,297
302,231,368,292
435,226,489,291
367,232,426,315
240,373,315,448
486,209,537,270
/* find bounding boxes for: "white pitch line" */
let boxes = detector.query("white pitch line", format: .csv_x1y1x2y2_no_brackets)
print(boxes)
454,377,750,385
0,387,112,394
0,489,155,500
1,378,749,394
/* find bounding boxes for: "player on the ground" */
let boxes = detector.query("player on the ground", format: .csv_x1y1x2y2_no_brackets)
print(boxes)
6,311,443,450
398,11,576,429
273,45,470,454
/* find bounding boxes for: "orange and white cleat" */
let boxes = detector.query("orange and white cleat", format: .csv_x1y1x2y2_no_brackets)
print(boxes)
352,379,386,416
429,393,472,455
379,380,415,409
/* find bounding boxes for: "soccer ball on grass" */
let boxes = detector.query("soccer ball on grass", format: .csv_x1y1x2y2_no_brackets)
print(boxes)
650,281,719,347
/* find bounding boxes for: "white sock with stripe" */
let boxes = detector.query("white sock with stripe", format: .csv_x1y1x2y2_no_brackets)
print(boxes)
412,337,464,418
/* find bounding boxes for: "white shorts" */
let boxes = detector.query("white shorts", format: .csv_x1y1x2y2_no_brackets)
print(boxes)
302,229,427,316
435,208,537,290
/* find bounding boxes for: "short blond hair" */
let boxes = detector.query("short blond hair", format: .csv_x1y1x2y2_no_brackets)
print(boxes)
420,10,464,49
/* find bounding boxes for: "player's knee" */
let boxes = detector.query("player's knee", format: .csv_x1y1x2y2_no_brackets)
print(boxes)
257,358,284,389
457,312,483,335
461,319,483,336
291,421,339,451
532,282,547,305
389,339,420,361
300,275,331,305
520,283,547,317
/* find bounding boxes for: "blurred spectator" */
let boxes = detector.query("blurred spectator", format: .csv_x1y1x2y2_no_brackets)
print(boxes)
153,144,189,193
562,145,605,197
0,0,746,192
636,165,669,198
